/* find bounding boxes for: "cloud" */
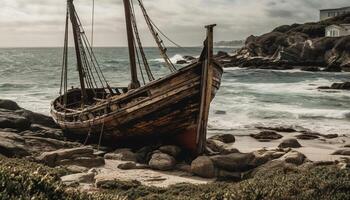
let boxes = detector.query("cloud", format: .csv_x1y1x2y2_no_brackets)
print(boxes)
0,0,349,47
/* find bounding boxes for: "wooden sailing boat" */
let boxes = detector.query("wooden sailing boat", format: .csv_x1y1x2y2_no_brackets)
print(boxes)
51,0,223,155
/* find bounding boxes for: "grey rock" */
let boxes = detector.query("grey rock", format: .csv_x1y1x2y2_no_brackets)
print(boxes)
206,139,239,155
104,149,138,162
0,112,31,130
0,131,29,157
36,146,96,167
118,162,137,170
278,139,302,148
280,151,306,165
61,172,95,185
191,156,216,178
210,152,255,172
209,134,235,144
332,149,350,156
0,100,20,111
57,157,105,168
159,145,182,158
251,131,283,140
149,152,176,171
296,134,319,140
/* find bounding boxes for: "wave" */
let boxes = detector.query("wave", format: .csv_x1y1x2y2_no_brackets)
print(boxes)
150,54,185,63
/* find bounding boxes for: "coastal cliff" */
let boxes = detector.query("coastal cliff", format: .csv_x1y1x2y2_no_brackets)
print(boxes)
219,13,350,71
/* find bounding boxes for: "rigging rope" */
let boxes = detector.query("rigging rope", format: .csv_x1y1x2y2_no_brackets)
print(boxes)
137,0,177,72
130,0,155,82
91,0,95,47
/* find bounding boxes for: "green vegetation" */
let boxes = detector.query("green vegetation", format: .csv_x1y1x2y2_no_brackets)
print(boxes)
0,156,349,200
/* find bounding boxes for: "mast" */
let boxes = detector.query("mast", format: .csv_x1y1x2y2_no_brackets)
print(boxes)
123,0,140,89
68,0,87,105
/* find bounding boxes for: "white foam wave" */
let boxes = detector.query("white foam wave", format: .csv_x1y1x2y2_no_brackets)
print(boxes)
151,54,185,63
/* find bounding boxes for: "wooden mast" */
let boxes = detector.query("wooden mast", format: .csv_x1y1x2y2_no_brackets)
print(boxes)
68,0,87,105
123,0,140,89
196,24,216,154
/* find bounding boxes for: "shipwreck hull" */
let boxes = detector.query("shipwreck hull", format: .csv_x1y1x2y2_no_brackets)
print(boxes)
52,61,223,153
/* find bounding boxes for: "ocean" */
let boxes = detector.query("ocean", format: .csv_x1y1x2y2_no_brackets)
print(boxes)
1,47,350,135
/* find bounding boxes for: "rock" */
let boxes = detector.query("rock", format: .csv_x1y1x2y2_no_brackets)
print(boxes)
159,145,181,158
217,170,241,181
332,149,350,156
0,100,20,111
149,152,176,171
256,126,296,133
318,86,331,89
215,110,227,115
344,144,350,148
206,139,239,155
176,60,187,64
58,157,105,168
301,66,320,72
183,55,196,61
331,82,350,90
296,134,319,140
135,146,155,163
61,172,95,186
216,51,230,58
209,134,235,144
210,152,255,172
23,136,77,153
118,162,137,170
16,109,58,128
191,156,216,178
0,131,30,157
323,134,338,139
104,149,138,162
278,139,302,148
0,112,31,130
176,163,192,173
66,165,89,173
36,146,101,167
280,151,306,165
251,131,283,140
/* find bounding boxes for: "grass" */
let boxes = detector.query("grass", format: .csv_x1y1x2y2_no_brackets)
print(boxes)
0,156,349,200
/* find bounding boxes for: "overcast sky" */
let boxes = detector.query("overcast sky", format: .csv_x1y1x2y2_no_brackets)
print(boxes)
0,0,349,47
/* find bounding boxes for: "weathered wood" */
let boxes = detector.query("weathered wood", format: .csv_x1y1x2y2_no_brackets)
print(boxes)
123,0,140,89
196,24,216,155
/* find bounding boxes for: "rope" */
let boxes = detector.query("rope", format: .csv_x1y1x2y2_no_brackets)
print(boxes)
97,122,105,151
91,0,95,47
137,0,177,72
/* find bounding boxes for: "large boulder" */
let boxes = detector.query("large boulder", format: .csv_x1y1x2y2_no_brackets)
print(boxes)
191,156,216,178
16,109,57,128
0,100,20,111
148,152,176,171
210,152,255,172
61,172,95,186
278,139,302,148
0,112,31,130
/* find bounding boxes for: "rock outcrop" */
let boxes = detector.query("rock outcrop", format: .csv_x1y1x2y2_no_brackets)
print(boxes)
216,13,350,71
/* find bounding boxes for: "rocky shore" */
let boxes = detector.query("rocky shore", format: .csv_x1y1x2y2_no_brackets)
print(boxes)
177,14,350,72
1,99,350,199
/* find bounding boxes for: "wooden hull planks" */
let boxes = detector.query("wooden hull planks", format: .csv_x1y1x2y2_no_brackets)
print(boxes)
51,60,223,154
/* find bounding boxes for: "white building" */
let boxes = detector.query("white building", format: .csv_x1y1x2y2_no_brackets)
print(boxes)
325,24,350,37
320,6,350,21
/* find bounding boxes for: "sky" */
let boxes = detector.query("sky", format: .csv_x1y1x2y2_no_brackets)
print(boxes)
0,0,349,47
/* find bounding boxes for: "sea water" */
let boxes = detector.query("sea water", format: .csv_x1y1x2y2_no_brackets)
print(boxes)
1,47,350,135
